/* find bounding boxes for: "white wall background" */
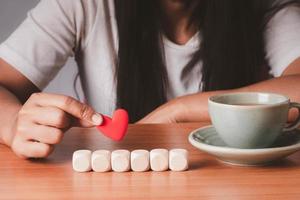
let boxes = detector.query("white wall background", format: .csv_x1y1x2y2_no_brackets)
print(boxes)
0,0,80,98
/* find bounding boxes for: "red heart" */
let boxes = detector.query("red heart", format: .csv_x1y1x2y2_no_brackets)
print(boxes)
97,109,129,141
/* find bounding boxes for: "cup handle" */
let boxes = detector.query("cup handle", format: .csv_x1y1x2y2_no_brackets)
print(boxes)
283,102,300,132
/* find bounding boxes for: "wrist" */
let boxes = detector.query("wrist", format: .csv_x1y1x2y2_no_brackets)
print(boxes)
1,107,21,147
173,92,212,122
172,97,190,122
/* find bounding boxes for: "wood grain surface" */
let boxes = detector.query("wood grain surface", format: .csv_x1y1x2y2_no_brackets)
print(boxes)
1,123,300,200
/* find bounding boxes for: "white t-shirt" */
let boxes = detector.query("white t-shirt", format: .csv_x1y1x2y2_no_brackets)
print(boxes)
0,0,300,116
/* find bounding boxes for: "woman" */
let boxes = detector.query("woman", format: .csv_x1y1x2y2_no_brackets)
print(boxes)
0,0,300,158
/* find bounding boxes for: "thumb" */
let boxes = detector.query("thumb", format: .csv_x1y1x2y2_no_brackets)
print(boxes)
28,93,103,127
73,112,103,128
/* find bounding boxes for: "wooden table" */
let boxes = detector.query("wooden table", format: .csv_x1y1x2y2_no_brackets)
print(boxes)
1,123,300,200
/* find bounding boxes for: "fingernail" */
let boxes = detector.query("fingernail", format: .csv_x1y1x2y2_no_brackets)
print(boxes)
92,114,103,125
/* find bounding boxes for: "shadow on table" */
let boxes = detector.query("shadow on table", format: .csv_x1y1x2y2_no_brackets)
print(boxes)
260,158,300,168
188,157,300,170
27,133,91,165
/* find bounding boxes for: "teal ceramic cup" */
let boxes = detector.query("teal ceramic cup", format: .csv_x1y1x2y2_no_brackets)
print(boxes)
208,92,300,149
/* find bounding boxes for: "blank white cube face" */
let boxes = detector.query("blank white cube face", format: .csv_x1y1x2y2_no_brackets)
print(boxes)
131,150,150,172
150,149,169,172
92,150,111,172
169,149,188,171
72,150,92,172
111,150,131,172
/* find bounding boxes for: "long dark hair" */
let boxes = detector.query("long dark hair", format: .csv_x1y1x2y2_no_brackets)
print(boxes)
114,0,299,122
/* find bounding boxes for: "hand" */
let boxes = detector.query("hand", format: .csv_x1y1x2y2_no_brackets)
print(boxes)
138,99,185,124
10,93,103,159
138,93,212,124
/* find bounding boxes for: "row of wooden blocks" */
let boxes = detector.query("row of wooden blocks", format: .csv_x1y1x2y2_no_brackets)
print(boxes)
72,149,188,172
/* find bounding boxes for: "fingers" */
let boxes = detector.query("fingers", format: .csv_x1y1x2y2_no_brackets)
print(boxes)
12,112,65,159
26,142,54,158
27,93,103,126
12,139,54,159
13,121,63,158
11,92,103,159
23,125,64,145
28,106,71,129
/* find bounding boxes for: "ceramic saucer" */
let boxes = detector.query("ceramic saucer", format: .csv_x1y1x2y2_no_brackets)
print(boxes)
188,125,300,166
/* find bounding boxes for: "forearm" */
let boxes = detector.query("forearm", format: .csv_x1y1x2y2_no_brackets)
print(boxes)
0,85,22,146
177,75,300,122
